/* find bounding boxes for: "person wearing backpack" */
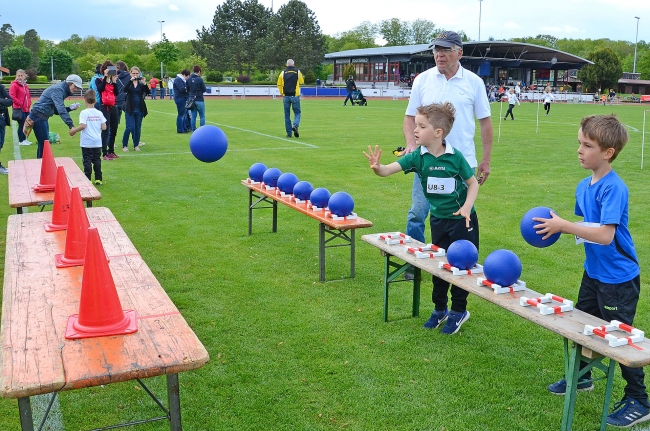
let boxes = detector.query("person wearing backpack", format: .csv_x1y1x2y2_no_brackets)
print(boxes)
95,60,120,160
88,64,103,109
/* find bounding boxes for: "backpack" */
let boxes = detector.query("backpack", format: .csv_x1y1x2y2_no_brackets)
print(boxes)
89,75,102,104
102,83,116,106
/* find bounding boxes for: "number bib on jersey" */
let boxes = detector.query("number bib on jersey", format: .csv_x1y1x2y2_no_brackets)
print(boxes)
426,177,455,194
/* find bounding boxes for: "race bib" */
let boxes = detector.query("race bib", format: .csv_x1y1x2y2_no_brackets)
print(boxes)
575,222,601,245
426,177,455,194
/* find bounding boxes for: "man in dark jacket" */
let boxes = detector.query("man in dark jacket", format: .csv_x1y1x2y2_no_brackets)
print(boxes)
173,69,191,133
26,75,82,158
0,83,13,174
343,75,356,106
276,59,304,138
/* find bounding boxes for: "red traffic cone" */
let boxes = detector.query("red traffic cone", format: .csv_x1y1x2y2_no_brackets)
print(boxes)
33,140,57,192
65,227,137,339
45,166,71,232
55,188,89,268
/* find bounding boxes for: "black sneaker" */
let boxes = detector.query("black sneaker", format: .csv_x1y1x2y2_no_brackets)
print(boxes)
547,378,594,395
292,126,299,138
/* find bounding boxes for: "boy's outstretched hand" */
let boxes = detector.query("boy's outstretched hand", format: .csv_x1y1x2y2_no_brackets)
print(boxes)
364,145,382,170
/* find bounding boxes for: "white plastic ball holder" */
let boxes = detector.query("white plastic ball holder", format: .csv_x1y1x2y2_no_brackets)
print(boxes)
438,261,484,276
584,321,644,348
478,278,527,294
377,232,412,245
405,244,446,259
519,293,574,315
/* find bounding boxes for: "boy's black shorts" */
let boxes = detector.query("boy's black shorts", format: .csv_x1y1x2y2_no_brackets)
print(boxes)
576,271,640,325
429,212,479,251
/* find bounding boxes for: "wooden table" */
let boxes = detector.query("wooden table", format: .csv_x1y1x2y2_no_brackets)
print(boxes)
362,233,650,431
8,157,102,214
1,208,210,430
243,181,373,281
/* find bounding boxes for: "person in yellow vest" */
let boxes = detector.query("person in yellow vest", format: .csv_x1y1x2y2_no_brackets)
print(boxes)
277,59,304,138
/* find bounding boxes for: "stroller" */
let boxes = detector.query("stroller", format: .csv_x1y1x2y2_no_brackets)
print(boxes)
351,89,367,106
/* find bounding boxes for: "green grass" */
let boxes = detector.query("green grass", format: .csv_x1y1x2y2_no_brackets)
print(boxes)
1,97,650,430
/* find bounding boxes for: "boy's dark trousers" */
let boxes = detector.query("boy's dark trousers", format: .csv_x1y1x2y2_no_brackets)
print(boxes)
577,272,648,405
430,212,479,313
81,147,102,181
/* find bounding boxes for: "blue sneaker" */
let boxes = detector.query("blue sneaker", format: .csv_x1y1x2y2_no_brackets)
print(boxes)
423,309,448,329
441,310,470,334
547,378,594,395
607,397,650,427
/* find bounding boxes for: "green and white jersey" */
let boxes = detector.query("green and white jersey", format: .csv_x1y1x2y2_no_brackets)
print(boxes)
397,142,475,219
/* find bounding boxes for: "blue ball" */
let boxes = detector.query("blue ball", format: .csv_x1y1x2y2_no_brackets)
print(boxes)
309,188,331,208
277,172,299,194
484,249,522,287
520,206,561,248
249,163,267,182
328,191,355,217
262,168,282,187
189,125,228,163
293,181,314,201
446,240,478,270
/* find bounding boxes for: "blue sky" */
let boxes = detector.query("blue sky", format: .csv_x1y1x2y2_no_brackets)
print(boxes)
2,0,649,45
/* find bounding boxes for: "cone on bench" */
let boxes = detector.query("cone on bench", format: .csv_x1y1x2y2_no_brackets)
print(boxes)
44,166,71,232
65,227,138,339
33,140,57,192
55,187,89,268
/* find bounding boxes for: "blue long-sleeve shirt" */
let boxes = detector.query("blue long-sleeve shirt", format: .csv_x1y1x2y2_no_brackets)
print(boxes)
31,81,75,128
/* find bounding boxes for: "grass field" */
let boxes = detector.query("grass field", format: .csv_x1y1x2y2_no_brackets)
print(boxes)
1,96,650,430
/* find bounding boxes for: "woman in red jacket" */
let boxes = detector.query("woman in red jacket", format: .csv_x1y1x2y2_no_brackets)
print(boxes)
10,69,32,146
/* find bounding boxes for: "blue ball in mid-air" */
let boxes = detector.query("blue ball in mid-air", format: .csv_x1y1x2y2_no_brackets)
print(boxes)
309,188,331,208
520,206,561,248
189,125,228,163
484,249,522,287
328,191,355,217
262,168,282,187
446,240,478,270
277,173,300,194
293,181,314,201
249,163,267,182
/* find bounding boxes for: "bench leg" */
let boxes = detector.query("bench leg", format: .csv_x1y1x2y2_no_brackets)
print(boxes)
167,373,182,431
561,341,581,431
18,397,34,431
382,254,419,322
248,189,277,235
319,223,326,282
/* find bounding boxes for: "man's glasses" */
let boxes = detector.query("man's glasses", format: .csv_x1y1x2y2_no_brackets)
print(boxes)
433,47,458,54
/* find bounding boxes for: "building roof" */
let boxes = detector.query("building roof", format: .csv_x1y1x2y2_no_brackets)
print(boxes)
325,41,592,70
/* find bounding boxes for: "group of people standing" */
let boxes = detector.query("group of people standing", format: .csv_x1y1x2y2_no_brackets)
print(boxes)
147,75,175,100
173,66,207,134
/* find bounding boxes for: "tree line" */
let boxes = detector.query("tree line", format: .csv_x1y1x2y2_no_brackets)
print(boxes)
0,0,648,91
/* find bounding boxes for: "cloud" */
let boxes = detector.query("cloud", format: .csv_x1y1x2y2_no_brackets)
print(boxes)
502,22,521,30
169,4,179,11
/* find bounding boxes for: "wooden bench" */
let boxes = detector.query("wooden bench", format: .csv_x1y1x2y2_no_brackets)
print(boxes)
8,157,101,213
1,208,210,430
362,233,650,431
243,180,373,282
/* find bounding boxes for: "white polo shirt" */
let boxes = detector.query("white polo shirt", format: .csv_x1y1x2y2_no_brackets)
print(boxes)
406,66,491,168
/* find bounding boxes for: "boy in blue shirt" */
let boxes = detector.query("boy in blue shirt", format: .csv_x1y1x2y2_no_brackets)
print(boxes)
364,102,479,335
534,114,649,427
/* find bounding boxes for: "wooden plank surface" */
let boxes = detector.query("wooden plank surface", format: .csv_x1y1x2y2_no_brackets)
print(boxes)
8,157,102,209
242,181,373,230
1,208,209,399
362,233,650,368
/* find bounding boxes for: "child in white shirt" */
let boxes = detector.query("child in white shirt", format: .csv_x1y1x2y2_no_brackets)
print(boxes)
69,89,106,185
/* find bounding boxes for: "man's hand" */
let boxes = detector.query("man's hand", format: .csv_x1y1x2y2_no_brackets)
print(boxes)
476,160,491,185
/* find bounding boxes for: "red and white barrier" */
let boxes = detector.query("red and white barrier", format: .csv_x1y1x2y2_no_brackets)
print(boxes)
520,293,573,315
584,321,645,347
405,244,445,258
325,211,358,221
377,232,412,245
438,261,483,276
477,278,526,294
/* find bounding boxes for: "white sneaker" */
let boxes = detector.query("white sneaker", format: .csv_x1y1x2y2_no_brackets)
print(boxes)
0,164,8,174
19,140,32,146
138,142,145,146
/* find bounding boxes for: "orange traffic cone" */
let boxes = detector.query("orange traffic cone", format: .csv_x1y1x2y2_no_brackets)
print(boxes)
55,188,89,268
45,166,71,232
33,140,57,192
65,227,137,339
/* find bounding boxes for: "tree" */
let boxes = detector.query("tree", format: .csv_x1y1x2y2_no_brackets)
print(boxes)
636,49,650,80
327,21,378,52
379,18,411,46
0,24,15,51
3,46,33,72
577,48,622,93
411,19,436,44
23,29,40,69
258,0,325,72
57,34,84,59
38,48,74,80
195,0,271,75
153,34,180,76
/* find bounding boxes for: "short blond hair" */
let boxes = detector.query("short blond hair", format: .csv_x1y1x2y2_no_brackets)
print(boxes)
580,114,628,162
416,102,456,138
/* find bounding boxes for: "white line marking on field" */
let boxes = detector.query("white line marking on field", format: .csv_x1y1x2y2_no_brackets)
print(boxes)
148,110,318,148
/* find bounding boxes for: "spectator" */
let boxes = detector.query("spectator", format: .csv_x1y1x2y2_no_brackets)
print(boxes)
122,67,150,152
24,75,82,158
69,89,106,185
10,69,32,146
187,66,207,131
173,69,191,133
609,88,616,106
115,60,130,124
167,76,175,100
277,59,304,138
160,77,166,99
343,75,356,106
95,60,120,160
88,64,103,109
149,75,159,99
0,82,13,174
